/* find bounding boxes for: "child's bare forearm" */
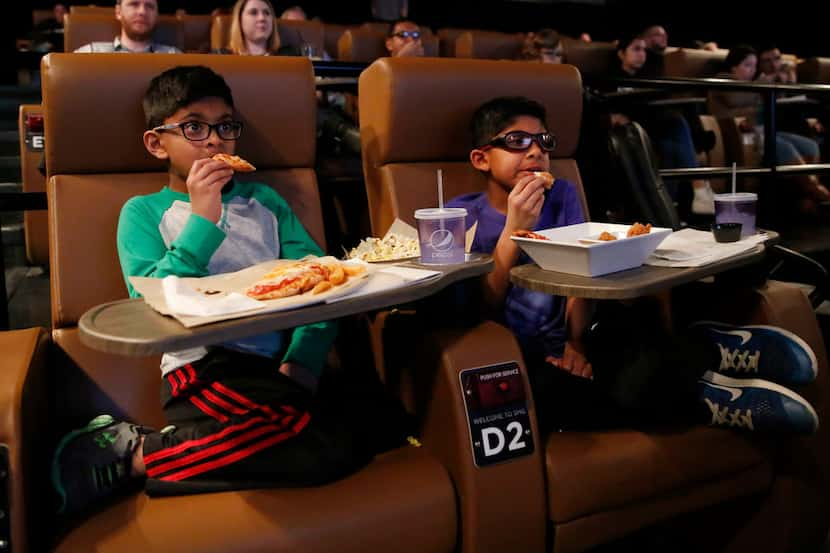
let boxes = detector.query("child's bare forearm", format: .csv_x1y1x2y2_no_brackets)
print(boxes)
482,230,522,310
566,297,595,341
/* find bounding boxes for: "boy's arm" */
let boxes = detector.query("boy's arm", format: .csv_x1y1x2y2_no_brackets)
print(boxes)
269,190,338,376
547,297,594,379
482,174,547,310
117,198,226,298
549,184,593,377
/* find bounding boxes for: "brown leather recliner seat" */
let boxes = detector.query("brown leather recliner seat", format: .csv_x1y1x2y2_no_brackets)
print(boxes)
338,28,386,62
68,5,113,16
63,12,184,52
358,57,830,553
338,28,438,63
561,39,617,76
323,22,351,60
454,30,524,60
6,53,457,553
797,57,830,83
436,27,476,58
177,13,212,53
32,8,55,26
277,18,326,55
663,48,727,79
210,13,231,51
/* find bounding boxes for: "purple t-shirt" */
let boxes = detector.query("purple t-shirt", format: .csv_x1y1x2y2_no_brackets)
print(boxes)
448,179,585,361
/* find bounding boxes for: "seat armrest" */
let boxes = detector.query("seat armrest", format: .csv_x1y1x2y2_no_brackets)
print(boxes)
410,321,547,553
745,281,830,550
0,328,52,553
765,245,829,308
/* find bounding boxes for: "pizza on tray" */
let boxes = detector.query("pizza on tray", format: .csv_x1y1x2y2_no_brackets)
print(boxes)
245,260,365,301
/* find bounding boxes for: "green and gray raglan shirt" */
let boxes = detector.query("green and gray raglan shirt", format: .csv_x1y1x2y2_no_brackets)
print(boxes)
116,180,336,377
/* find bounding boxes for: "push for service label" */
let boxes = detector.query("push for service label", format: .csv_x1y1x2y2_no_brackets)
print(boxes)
460,361,534,467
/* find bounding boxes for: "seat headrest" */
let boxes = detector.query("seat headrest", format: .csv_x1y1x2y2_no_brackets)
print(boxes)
361,22,392,34
359,57,582,165
455,31,524,60
178,14,212,53
436,28,475,57
798,57,830,84
338,28,387,62
562,41,617,76
338,29,439,62
41,53,316,175
663,48,727,78
277,19,325,54
69,5,114,15
64,13,185,52
210,14,231,50
323,23,350,58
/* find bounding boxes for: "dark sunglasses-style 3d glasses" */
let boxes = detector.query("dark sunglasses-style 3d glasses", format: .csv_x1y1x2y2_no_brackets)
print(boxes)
479,131,557,152
391,30,422,39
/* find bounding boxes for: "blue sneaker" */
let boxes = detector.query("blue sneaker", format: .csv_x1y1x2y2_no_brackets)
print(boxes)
698,372,819,434
690,321,817,385
52,415,149,515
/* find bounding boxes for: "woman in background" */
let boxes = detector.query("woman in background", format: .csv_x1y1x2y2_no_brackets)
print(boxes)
224,0,280,55
710,45,830,213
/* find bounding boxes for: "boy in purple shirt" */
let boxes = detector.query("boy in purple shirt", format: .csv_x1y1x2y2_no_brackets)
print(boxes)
448,97,593,381
450,96,819,435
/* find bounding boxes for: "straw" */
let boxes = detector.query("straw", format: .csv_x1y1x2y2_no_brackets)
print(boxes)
731,162,737,195
437,169,444,210
437,169,445,229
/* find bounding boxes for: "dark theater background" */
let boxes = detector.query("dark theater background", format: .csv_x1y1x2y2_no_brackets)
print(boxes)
4,0,828,63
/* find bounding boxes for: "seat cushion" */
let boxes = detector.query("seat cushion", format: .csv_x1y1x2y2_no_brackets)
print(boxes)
55,446,456,553
546,425,770,524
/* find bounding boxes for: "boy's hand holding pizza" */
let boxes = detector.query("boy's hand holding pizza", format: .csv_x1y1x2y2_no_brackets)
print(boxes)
505,174,545,234
186,157,234,223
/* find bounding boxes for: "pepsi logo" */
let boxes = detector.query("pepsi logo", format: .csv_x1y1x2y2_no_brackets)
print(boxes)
430,228,454,251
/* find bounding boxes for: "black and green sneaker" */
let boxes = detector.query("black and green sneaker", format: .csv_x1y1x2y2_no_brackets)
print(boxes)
52,415,150,515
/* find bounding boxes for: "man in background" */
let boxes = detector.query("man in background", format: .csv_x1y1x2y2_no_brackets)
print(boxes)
75,0,181,53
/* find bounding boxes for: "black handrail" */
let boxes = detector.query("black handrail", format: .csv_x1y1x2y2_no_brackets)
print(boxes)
586,74,830,94
583,73,830,183
311,60,369,77
660,163,830,178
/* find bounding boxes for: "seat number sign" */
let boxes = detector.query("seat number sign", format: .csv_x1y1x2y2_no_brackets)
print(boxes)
25,130,43,152
460,362,534,467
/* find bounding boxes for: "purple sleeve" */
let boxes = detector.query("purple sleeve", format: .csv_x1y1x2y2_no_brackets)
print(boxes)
563,182,587,226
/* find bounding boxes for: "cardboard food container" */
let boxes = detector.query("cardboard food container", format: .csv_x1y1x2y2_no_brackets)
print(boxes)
510,222,672,277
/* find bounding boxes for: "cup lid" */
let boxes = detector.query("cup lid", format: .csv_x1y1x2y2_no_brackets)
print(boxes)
714,192,758,201
414,207,468,219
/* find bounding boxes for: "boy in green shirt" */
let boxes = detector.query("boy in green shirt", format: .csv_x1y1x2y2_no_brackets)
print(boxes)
52,65,367,515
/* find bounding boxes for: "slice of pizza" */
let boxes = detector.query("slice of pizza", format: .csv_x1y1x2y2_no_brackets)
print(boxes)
245,261,327,300
213,153,256,172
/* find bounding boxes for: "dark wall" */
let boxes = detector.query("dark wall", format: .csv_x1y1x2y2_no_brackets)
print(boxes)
409,0,828,59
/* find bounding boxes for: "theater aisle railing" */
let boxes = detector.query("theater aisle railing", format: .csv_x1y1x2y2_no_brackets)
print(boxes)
583,74,830,181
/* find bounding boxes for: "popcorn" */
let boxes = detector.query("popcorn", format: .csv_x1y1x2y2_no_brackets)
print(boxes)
346,233,420,262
